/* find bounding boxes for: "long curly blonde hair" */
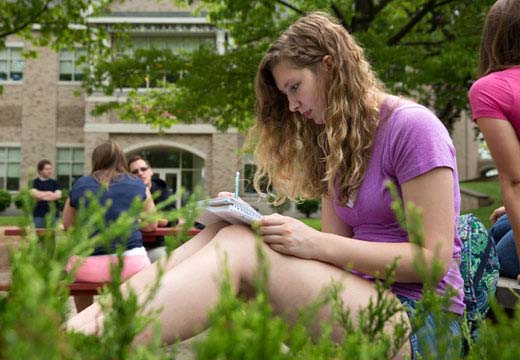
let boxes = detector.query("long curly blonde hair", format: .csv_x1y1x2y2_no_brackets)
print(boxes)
249,12,385,205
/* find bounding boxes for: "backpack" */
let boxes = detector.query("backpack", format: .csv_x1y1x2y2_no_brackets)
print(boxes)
457,213,500,338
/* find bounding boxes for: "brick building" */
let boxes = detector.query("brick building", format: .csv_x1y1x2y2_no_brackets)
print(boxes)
0,0,484,214
0,0,254,211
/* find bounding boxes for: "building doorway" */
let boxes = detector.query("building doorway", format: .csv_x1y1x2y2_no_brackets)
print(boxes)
152,168,181,207
127,147,204,209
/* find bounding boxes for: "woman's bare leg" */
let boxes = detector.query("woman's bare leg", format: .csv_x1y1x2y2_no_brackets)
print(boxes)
128,221,230,294
66,222,229,327
68,224,410,357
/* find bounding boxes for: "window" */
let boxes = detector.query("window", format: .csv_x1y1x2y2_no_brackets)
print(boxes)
243,163,257,194
56,148,84,189
0,147,21,191
125,35,215,55
243,155,270,194
0,47,24,81
59,49,87,81
116,35,215,88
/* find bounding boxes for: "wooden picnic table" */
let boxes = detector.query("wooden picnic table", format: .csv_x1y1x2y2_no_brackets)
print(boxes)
3,226,201,242
0,226,202,296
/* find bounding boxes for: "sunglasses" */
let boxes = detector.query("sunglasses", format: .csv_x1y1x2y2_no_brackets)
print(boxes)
131,166,149,174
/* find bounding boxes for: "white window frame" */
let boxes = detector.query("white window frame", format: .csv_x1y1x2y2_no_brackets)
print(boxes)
59,48,86,82
0,46,24,83
116,34,217,89
0,146,21,191
56,147,85,189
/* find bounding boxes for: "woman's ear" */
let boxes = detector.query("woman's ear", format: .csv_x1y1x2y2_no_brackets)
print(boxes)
322,55,332,70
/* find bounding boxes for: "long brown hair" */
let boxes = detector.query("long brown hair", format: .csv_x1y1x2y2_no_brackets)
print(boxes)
478,0,520,77
91,140,129,187
249,12,385,205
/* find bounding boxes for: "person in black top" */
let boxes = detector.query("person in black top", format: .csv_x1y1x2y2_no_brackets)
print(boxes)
128,156,177,262
30,159,62,228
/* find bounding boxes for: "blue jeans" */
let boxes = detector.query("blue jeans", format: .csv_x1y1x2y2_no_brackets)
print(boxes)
397,295,462,360
489,214,519,278
33,216,58,228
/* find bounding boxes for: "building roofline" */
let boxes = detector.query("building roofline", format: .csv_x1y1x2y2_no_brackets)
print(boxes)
87,15,209,25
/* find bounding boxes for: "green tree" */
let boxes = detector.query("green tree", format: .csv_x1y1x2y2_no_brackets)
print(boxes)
89,0,494,133
0,0,118,92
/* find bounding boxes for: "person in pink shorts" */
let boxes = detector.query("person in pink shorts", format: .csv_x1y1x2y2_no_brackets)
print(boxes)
63,140,157,311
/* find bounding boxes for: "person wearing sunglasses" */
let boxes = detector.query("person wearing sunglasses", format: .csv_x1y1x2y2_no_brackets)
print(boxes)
128,155,177,262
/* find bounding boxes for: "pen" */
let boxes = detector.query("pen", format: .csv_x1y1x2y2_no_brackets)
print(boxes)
234,171,240,199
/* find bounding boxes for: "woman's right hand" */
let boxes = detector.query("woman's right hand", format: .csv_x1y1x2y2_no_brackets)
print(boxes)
489,206,506,224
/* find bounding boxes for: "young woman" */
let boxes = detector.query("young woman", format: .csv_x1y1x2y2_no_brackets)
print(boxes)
468,0,520,279
68,13,463,358
63,140,157,311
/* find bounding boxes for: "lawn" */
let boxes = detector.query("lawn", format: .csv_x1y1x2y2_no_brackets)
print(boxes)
299,217,322,231
0,216,23,226
460,179,501,229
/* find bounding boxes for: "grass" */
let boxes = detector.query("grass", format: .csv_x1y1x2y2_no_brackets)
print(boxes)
0,216,23,226
460,179,501,229
299,217,322,231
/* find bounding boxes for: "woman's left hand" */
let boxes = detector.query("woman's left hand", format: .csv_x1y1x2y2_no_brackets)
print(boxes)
259,213,320,259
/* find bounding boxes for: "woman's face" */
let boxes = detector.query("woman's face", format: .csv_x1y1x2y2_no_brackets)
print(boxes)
271,61,326,125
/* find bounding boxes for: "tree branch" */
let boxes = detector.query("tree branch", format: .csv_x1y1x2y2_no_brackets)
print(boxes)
373,0,394,16
274,0,304,15
331,3,350,31
400,40,446,46
0,0,53,39
349,0,396,33
386,0,457,46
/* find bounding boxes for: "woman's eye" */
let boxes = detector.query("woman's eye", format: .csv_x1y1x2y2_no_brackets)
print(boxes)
290,84,299,93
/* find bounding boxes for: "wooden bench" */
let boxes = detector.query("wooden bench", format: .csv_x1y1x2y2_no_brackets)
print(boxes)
495,276,520,310
0,281,105,296
2,226,201,240
0,226,201,296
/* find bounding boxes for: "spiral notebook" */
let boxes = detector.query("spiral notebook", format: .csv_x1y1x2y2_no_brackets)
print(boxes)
196,197,262,226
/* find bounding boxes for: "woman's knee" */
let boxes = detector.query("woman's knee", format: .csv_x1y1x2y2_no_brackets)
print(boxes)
211,225,259,254
210,224,266,277
201,220,233,237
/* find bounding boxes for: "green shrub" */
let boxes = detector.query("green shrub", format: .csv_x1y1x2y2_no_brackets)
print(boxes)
3,185,520,359
268,194,291,214
0,189,11,211
296,199,320,218
58,188,69,210
13,192,23,209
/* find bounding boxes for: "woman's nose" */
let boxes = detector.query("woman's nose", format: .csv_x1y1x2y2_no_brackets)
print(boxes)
288,96,299,112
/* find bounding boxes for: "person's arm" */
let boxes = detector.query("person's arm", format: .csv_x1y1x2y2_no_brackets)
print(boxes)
477,117,520,274
260,167,455,283
62,197,76,229
141,187,158,232
30,188,62,201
